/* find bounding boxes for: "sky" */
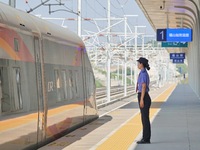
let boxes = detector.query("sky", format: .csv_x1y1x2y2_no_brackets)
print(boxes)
0,0,155,40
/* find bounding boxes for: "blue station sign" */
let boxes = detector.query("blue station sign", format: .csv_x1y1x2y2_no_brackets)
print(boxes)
173,59,184,64
157,28,193,42
167,29,192,42
170,53,185,59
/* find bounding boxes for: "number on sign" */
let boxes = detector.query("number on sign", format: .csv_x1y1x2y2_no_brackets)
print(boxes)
160,31,164,40
157,29,166,41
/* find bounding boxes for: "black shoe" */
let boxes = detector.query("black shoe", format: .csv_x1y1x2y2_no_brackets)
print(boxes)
137,139,151,144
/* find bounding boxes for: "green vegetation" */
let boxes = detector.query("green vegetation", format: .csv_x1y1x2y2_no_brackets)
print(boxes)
95,79,104,88
96,68,106,75
176,64,188,74
113,67,134,76
111,73,133,85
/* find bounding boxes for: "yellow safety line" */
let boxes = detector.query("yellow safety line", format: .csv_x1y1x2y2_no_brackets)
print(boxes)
0,103,82,132
96,84,177,150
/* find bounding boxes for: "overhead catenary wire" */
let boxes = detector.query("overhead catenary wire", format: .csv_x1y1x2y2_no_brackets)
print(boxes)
25,0,32,10
110,0,129,34
85,0,105,18
96,0,121,18
111,1,122,10
51,1,106,29
57,0,106,29
25,0,133,40
117,0,129,6
94,0,124,35
116,0,126,15
23,0,146,54
115,0,137,28
110,1,127,34
25,0,127,32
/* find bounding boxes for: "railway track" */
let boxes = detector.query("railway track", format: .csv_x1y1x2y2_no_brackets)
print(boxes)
96,81,157,107
96,85,134,99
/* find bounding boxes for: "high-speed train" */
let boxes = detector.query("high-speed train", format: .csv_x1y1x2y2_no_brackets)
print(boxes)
0,2,97,150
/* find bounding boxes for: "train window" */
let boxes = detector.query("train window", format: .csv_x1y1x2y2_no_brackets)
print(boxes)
87,72,90,97
61,70,67,100
68,70,73,100
14,38,19,52
87,72,94,97
89,72,92,95
0,67,11,112
54,70,61,101
90,72,93,95
12,68,23,111
90,72,95,95
74,71,79,98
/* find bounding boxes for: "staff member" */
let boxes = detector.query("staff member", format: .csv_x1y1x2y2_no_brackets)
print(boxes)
136,57,151,144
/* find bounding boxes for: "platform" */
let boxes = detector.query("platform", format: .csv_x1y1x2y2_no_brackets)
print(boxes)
39,84,200,150
131,84,200,150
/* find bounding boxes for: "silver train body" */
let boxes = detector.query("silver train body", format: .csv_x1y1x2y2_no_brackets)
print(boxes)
0,3,97,150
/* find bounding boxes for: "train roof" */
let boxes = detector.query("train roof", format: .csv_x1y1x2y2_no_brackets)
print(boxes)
0,2,84,47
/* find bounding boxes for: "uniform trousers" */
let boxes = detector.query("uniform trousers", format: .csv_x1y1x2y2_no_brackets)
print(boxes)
138,92,151,141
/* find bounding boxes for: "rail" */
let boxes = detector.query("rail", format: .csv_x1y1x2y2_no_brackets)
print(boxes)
96,80,157,108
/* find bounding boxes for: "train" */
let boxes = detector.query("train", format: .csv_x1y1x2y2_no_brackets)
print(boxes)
0,2,98,150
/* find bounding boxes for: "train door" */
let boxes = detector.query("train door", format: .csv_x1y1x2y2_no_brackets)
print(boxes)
12,67,23,111
68,70,73,100
61,70,67,100
34,37,45,145
0,67,10,113
81,48,97,122
54,69,61,101
80,48,89,123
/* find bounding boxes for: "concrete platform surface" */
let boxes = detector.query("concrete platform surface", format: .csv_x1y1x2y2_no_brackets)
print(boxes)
131,84,200,150
39,84,173,150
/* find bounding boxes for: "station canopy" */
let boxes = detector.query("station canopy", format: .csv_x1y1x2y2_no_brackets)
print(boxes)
135,0,198,53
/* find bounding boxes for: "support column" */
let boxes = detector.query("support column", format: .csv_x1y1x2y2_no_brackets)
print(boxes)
142,36,145,57
107,53,111,102
78,0,82,37
124,16,127,96
118,59,120,86
106,0,111,102
134,27,138,90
